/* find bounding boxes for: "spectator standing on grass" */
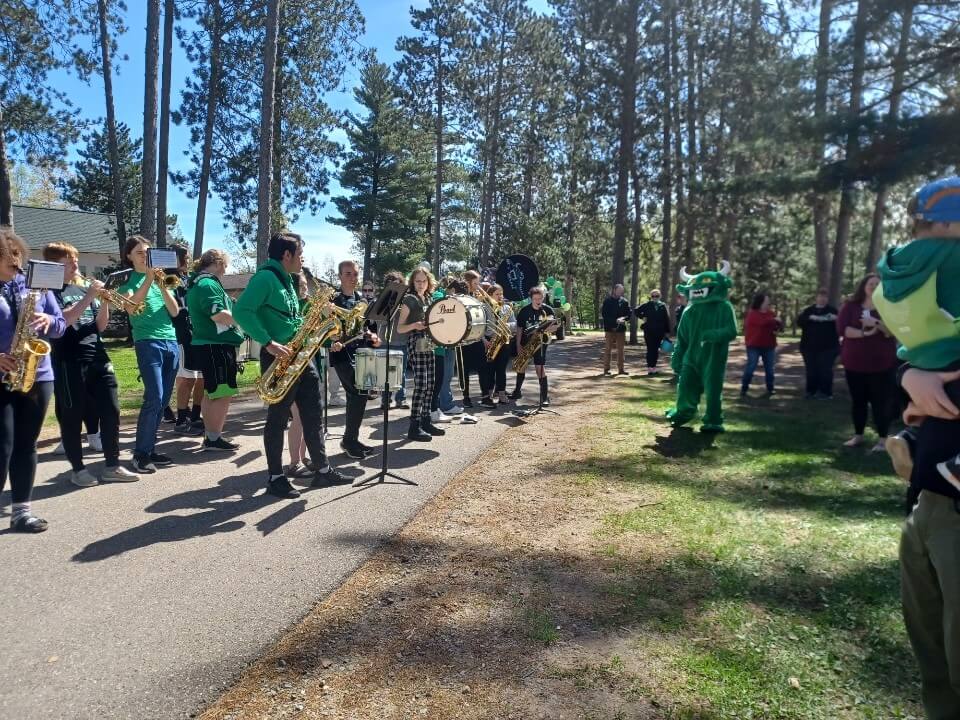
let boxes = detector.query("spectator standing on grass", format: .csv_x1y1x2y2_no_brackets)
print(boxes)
836,273,899,452
740,292,783,398
601,283,631,376
797,289,840,399
635,289,671,376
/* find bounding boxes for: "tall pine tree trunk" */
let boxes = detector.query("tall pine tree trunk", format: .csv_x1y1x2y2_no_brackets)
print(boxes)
432,35,444,271
811,0,833,290
683,9,697,271
98,0,127,255
659,0,674,302
611,0,639,286
629,160,642,345
0,105,11,228
479,29,507,267
829,0,868,305
865,1,914,272
155,0,174,248
193,0,221,258
256,0,281,264
141,0,160,241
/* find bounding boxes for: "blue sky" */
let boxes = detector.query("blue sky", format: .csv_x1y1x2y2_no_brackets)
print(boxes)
56,0,551,269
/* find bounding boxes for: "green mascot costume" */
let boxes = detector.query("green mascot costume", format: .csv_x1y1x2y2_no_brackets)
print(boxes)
666,261,738,432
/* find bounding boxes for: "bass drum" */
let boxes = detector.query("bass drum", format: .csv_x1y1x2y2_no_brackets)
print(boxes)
426,295,487,347
354,348,405,391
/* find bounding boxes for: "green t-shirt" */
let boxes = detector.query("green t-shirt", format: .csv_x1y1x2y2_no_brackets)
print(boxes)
118,271,177,342
186,273,244,346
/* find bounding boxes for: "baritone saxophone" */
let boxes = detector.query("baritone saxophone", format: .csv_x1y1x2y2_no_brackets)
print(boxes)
256,285,340,405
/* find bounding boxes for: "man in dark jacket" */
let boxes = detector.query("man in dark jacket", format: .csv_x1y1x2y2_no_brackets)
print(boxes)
601,283,631,375
797,288,839,398
636,289,671,375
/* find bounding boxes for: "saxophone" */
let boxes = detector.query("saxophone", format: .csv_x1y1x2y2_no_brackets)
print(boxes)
257,285,340,405
329,302,369,347
474,286,512,361
512,317,556,374
4,289,52,394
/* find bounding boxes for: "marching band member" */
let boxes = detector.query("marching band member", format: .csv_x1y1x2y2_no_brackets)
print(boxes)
513,284,557,406
43,243,138,486
396,267,444,441
185,249,243,451
330,260,380,459
234,232,347,498
459,270,493,408
0,228,65,532
488,283,516,405
119,235,181,475
172,245,205,436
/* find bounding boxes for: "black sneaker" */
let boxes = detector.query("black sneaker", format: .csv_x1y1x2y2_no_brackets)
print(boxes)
202,436,240,452
162,407,176,424
357,441,378,455
175,419,202,436
541,398,551,407
480,397,496,409
462,397,474,408
339,442,368,459
266,476,301,498
131,454,157,474
190,419,205,433
312,467,350,486
508,390,522,400
149,453,173,467
10,514,48,533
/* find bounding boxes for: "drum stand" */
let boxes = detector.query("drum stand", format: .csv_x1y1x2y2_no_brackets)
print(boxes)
354,287,417,489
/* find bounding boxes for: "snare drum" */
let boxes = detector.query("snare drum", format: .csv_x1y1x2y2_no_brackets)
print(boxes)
354,348,404,391
426,295,487,346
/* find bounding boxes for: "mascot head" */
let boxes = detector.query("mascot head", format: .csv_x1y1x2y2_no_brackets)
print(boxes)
676,260,732,305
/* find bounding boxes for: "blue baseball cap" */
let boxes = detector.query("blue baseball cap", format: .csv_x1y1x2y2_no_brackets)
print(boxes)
915,176,960,223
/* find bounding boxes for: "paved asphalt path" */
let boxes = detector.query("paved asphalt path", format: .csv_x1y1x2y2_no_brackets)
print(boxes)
0,335,599,720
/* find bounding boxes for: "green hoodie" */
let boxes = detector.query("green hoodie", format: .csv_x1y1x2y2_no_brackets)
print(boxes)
233,259,302,345
874,238,960,369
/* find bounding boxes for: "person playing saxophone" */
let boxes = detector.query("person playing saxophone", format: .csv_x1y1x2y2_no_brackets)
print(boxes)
512,284,558,406
234,232,347,498
0,227,65,533
329,260,381,459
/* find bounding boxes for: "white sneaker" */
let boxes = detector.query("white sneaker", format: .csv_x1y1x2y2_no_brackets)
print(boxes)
100,465,140,483
460,414,479,425
328,395,347,407
430,410,453,423
70,469,98,487
87,432,103,452
444,404,464,415
53,442,65,455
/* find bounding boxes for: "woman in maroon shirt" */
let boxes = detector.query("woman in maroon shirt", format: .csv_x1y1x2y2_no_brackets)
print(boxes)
740,293,783,398
836,273,899,451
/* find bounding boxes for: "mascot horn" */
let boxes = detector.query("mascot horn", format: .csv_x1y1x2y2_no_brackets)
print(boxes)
665,260,738,433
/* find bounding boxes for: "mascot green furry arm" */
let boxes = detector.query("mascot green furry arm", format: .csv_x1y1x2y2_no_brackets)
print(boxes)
666,260,738,433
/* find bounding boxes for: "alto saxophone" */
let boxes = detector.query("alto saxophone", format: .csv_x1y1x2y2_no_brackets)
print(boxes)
4,289,51,394
474,286,512,361
512,317,556,374
257,285,340,405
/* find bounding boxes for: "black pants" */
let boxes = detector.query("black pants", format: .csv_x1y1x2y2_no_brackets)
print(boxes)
844,368,897,437
332,358,368,446
0,381,53,504
492,344,511,392
644,330,664,368
260,349,327,477
458,342,490,399
53,358,121,470
802,348,837,397
431,354,444,412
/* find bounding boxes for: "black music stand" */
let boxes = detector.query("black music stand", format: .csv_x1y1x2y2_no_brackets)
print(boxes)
320,349,342,440
353,281,417,488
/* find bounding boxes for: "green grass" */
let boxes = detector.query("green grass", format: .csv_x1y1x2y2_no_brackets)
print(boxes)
557,379,921,719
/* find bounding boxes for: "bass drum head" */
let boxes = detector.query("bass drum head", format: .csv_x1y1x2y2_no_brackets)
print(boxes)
427,297,469,346
496,254,539,302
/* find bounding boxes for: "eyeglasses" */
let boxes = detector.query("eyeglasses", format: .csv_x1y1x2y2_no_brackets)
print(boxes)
362,288,374,293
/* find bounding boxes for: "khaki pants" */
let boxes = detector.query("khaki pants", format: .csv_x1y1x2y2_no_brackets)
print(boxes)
900,490,960,720
603,331,625,373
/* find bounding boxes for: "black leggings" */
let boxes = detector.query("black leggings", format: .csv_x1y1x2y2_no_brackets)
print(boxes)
844,368,897,437
644,331,665,368
431,354,444,412
0,381,53,503
54,358,121,470
493,345,511,392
